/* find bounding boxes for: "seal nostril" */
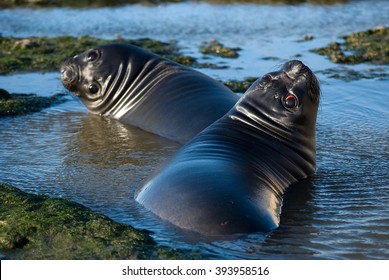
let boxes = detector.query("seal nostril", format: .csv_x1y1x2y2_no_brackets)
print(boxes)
60,64,79,91
283,60,307,80
292,60,304,67
288,60,304,71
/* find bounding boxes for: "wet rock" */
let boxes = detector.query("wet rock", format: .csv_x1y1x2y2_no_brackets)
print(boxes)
317,67,389,81
261,56,281,61
312,26,389,65
201,40,241,58
172,55,197,66
0,183,200,259
196,62,229,69
223,77,257,93
0,88,12,99
0,89,68,116
314,42,350,63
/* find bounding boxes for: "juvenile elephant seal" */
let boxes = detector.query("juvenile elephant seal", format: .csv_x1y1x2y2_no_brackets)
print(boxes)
136,60,320,236
60,43,238,143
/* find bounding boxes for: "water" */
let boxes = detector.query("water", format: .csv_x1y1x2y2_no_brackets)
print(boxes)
0,1,388,259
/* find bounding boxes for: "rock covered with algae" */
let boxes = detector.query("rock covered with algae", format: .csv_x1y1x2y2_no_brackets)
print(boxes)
200,40,241,58
0,183,201,259
312,26,389,65
0,89,68,117
223,77,258,93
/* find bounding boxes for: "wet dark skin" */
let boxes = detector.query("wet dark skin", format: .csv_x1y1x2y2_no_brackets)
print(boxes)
136,60,320,236
61,43,238,144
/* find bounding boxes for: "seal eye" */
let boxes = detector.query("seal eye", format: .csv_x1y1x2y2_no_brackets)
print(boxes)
261,74,272,85
283,94,299,110
88,83,99,95
87,50,100,62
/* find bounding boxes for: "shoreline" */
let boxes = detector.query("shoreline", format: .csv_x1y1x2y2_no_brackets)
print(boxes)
0,183,202,259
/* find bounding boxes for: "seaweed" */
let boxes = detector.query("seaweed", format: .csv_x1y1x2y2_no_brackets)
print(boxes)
0,89,68,117
312,26,389,65
0,183,201,259
0,36,197,74
200,40,241,58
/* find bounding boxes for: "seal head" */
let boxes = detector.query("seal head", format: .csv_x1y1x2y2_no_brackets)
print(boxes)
61,44,147,114
136,60,320,236
60,44,238,143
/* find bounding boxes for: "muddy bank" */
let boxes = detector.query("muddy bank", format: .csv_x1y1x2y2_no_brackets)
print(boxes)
0,183,201,259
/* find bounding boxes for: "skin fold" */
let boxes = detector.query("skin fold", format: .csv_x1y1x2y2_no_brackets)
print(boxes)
136,60,320,236
61,43,239,144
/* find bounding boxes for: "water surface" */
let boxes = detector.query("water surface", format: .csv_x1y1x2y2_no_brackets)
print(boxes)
0,1,388,259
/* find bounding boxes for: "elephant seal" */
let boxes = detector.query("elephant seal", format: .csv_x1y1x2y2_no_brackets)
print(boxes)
60,43,238,144
136,60,320,236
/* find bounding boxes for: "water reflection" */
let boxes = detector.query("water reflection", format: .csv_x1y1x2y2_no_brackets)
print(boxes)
62,114,179,167
0,110,180,219
260,179,320,259
203,179,319,259
56,113,181,223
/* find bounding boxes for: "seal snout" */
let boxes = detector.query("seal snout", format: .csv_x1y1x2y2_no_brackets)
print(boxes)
282,60,320,103
60,60,80,92
287,60,305,70
283,60,307,79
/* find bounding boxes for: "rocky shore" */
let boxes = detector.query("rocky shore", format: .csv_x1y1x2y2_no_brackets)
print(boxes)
0,183,201,259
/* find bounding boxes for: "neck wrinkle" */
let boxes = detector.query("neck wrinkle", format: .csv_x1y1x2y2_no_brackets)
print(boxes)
102,59,139,117
227,98,316,181
87,61,128,116
105,59,181,119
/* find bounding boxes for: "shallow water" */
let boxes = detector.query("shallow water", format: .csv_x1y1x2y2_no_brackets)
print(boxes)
0,1,388,259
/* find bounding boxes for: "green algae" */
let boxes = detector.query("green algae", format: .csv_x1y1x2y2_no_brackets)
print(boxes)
196,62,229,69
0,183,200,259
0,36,197,74
261,56,282,61
0,88,68,117
200,40,241,58
317,67,389,81
0,35,236,74
223,77,257,93
312,26,389,65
